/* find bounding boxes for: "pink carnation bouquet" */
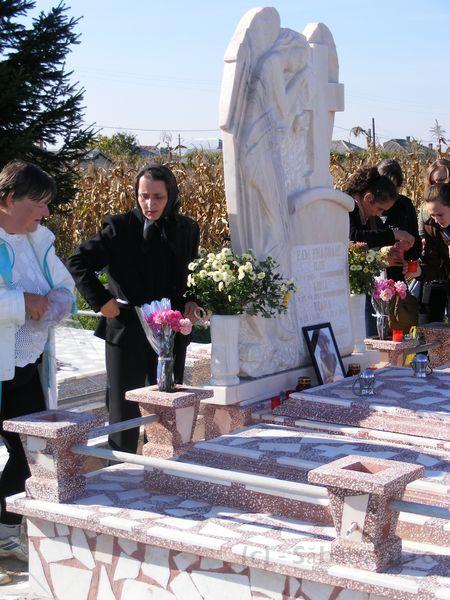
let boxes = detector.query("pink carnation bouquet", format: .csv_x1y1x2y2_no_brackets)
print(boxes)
138,298,192,391
371,278,407,340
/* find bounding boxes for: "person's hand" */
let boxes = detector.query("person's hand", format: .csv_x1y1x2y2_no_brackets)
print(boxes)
387,246,404,267
100,298,120,318
402,262,421,279
183,301,200,325
24,292,49,320
393,230,414,248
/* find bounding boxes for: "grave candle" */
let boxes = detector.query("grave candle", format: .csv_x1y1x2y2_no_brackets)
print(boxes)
407,259,419,273
392,329,403,342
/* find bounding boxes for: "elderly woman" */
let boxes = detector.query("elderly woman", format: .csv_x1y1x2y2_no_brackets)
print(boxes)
67,164,200,454
0,161,74,571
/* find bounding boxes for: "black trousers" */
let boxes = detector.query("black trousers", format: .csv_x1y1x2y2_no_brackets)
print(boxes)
105,335,187,453
0,360,46,524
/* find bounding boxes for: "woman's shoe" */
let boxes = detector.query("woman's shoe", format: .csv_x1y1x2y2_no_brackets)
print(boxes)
0,534,28,562
0,570,11,585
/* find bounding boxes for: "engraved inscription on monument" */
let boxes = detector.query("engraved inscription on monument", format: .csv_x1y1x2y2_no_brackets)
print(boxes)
292,242,353,351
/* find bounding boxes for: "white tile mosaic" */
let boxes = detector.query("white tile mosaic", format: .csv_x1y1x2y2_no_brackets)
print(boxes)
94,534,114,564
191,571,251,600
200,557,224,570
178,499,209,509
28,518,55,538
176,404,196,443
248,535,281,547
39,536,73,563
100,516,139,531
98,565,116,600
173,551,198,571
29,541,53,598
55,523,70,536
49,563,93,600
170,572,203,600
121,579,175,600
165,508,196,517
113,551,141,581
27,435,47,451
249,567,285,599
141,546,170,589
117,537,137,556
75,493,113,506
158,517,197,530
199,522,241,539
147,526,225,550
71,527,95,569
301,580,337,599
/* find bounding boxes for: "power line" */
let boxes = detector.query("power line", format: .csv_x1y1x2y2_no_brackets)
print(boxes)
97,125,220,132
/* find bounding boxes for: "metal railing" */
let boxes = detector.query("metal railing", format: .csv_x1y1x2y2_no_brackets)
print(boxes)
72,443,330,505
72,436,449,521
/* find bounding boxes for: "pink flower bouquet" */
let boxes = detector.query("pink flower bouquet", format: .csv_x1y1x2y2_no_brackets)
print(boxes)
371,278,407,340
138,298,192,391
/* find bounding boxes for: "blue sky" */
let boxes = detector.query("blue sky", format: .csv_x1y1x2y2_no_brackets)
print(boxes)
29,0,450,149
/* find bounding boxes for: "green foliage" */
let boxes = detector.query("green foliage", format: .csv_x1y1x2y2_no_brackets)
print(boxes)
0,0,94,208
187,248,297,316
348,243,387,295
91,132,141,163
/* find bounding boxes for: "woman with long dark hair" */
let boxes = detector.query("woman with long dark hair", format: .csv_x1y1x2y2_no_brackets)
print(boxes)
344,166,414,335
67,164,200,453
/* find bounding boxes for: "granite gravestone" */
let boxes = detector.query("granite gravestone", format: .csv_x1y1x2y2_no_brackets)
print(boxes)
219,6,354,378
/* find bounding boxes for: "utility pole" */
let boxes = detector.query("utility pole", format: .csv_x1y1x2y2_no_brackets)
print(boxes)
372,117,376,151
178,133,182,160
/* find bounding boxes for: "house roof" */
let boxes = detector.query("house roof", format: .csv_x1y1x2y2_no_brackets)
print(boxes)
81,148,113,163
331,140,364,154
382,138,433,155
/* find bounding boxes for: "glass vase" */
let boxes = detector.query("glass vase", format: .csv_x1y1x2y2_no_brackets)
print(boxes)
376,314,391,341
157,356,174,392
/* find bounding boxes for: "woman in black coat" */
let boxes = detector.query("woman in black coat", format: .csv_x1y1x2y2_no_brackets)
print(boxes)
343,166,414,336
67,164,200,452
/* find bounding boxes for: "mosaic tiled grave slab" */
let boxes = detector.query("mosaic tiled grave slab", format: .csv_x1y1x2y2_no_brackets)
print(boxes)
252,405,450,453
8,464,450,600
274,367,450,441
145,423,449,546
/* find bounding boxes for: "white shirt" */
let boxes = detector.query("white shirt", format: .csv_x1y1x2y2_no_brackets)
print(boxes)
0,228,51,367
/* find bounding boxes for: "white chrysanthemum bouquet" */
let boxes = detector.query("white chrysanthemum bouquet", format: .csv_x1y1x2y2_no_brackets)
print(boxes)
186,248,297,316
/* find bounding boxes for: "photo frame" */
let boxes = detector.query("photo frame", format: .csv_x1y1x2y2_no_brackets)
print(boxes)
302,322,346,385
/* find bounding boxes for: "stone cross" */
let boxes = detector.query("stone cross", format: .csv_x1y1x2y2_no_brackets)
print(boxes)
220,7,354,378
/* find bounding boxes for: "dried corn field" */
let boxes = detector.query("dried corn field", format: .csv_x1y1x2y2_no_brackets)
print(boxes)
50,149,435,258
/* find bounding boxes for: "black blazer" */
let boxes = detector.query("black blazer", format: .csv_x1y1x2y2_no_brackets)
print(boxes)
67,208,200,347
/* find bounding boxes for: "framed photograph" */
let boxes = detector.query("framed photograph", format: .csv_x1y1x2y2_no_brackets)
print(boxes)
302,322,346,385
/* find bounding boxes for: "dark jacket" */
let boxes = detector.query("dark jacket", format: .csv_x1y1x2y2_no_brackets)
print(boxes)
421,217,450,293
67,207,200,346
349,206,395,249
383,194,421,280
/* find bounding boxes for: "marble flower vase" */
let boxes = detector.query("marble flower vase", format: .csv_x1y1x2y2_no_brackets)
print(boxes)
126,385,213,460
209,314,240,386
308,455,424,572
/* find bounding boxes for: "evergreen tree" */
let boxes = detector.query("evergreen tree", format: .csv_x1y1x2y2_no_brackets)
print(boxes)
0,0,94,207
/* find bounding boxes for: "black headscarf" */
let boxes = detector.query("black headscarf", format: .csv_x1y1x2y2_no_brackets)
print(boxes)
134,163,180,248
